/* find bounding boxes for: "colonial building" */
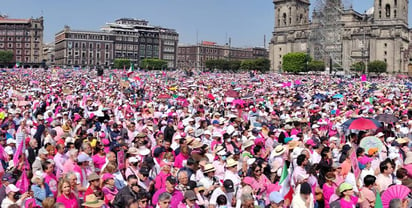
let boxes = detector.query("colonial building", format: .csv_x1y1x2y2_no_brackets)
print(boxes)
101,18,179,68
54,26,115,67
177,42,268,70
269,0,410,74
43,42,55,66
0,15,44,67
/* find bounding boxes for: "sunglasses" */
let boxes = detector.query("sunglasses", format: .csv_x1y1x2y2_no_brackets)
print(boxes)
254,169,261,172
140,200,148,203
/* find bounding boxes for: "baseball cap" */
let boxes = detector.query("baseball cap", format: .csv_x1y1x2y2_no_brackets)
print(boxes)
223,179,234,193
6,184,19,194
166,176,177,185
269,191,283,203
102,173,114,181
338,182,353,194
2,173,16,183
139,167,150,176
77,153,91,163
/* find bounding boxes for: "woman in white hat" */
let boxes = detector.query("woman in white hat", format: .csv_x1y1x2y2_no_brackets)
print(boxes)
198,163,220,196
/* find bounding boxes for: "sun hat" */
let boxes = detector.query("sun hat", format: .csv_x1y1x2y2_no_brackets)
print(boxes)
272,145,286,157
242,140,254,149
203,163,216,173
87,172,100,182
288,140,299,149
129,156,139,163
226,158,238,168
127,147,139,155
138,146,151,156
82,194,105,208
338,182,353,194
396,137,409,144
375,132,384,138
269,191,283,203
325,172,336,181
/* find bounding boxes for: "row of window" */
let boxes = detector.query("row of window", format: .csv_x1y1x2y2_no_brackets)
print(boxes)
0,43,39,48
66,60,109,66
69,34,110,41
67,42,110,50
15,56,38,62
0,37,38,41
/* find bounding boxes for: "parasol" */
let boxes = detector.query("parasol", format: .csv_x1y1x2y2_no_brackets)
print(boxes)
375,114,399,123
359,136,384,152
348,118,380,130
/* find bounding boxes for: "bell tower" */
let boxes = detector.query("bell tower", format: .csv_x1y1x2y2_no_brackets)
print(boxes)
274,0,310,29
374,0,408,25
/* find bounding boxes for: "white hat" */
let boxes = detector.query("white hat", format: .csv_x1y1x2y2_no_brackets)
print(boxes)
312,124,320,129
375,132,384,138
4,146,13,155
272,145,286,157
5,184,20,194
212,132,222,138
204,130,212,135
6,139,16,145
39,147,48,155
386,137,395,143
138,146,151,156
129,157,139,163
330,136,339,142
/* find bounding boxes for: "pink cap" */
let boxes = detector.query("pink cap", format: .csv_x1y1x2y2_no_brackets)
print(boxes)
306,139,316,147
358,156,373,165
89,113,95,119
102,173,114,181
254,138,265,145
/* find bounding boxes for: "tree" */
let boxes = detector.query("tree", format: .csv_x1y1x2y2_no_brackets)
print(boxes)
368,60,387,73
205,59,218,70
307,60,325,72
0,51,13,65
140,58,168,70
229,60,241,71
113,58,131,69
282,52,308,73
351,61,365,72
240,58,270,72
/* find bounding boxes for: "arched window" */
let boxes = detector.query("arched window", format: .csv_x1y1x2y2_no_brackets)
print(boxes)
300,14,303,23
283,13,287,25
394,10,397,17
386,4,391,17
379,11,382,18
394,0,397,6
379,0,382,7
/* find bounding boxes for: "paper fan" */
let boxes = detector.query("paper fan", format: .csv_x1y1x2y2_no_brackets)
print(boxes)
381,185,410,208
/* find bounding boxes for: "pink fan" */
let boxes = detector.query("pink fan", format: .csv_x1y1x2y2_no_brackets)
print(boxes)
381,185,410,208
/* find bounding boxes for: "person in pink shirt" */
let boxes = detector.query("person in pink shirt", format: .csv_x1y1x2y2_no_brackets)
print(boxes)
43,160,58,196
56,179,79,208
92,147,106,173
101,173,118,205
337,182,364,208
174,146,189,169
62,149,78,174
155,162,172,190
359,175,377,208
53,143,67,179
322,172,337,208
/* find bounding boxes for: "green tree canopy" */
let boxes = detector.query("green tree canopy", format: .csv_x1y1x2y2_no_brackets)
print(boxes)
282,52,309,73
113,58,131,69
307,60,325,72
368,60,387,73
140,58,168,70
0,51,13,65
240,58,270,72
351,61,365,72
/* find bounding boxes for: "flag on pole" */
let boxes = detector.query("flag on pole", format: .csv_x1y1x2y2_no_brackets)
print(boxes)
279,163,288,184
14,62,21,69
127,63,134,77
13,138,24,167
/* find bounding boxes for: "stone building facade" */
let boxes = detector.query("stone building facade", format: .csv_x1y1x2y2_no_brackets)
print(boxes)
269,0,410,74
0,15,44,67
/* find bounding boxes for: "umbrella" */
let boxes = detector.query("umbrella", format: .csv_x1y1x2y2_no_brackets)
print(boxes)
225,90,239,98
157,94,171,99
347,117,381,130
359,136,384,152
313,93,326,100
332,94,343,99
381,185,410,208
375,114,399,123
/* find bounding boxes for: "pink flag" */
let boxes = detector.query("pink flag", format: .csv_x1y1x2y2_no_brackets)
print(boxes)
361,74,367,82
16,168,29,193
13,138,24,167
294,80,301,85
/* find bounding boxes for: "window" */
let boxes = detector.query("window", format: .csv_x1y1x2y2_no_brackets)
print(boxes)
384,58,387,62
384,51,387,55
384,43,387,47
283,13,287,25
385,4,391,17
394,10,397,18
379,0,382,7
394,0,397,6
379,11,382,18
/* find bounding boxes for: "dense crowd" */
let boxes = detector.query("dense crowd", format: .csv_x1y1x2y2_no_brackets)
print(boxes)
0,68,410,208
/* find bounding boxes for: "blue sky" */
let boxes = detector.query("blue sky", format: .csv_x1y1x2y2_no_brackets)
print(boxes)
1,0,404,47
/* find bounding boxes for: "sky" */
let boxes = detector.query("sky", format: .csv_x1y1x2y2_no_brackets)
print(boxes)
1,0,405,48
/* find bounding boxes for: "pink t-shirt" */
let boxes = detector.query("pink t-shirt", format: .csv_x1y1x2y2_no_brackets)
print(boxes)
92,154,106,171
56,193,79,208
44,173,58,196
359,187,375,208
322,183,337,208
174,153,188,169
339,196,358,208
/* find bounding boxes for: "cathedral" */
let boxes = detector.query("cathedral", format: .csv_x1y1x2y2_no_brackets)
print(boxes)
269,0,410,74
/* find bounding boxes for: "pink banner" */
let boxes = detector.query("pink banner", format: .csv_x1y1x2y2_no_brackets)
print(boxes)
117,150,125,170
361,74,367,82
350,150,361,178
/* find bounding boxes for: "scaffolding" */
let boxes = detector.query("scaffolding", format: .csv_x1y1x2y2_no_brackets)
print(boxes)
310,0,352,70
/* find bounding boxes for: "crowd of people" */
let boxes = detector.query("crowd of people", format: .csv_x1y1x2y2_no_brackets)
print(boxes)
0,68,410,208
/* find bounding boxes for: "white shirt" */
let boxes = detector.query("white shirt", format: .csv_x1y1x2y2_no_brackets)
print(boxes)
359,168,375,188
210,187,233,207
311,151,322,164
224,170,241,187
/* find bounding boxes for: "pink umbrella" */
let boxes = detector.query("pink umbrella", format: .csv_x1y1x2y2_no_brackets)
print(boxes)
348,118,379,130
